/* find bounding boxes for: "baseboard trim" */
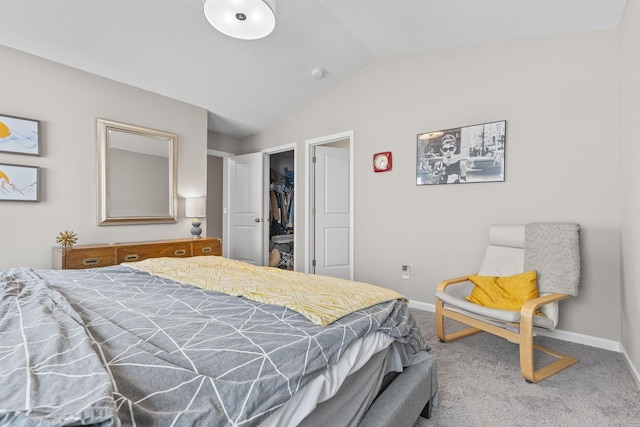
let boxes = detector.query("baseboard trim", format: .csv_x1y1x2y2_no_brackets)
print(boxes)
535,328,621,351
409,299,640,390
409,300,435,313
621,345,640,391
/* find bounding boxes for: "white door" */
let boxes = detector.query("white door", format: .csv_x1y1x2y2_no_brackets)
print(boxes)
224,152,267,265
313,146,351,279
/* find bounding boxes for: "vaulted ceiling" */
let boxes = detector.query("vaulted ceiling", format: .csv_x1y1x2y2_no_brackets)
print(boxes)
0,0,627,138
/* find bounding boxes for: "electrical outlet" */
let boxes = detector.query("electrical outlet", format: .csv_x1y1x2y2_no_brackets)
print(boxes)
402,265,410,279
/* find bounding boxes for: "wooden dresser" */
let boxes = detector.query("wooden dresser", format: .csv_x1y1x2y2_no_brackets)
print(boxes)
52,237,222,270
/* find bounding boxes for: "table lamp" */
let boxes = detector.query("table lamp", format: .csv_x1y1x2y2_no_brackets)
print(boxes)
185,197,206,239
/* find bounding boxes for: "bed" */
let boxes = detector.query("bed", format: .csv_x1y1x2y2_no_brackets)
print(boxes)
0,255,437,426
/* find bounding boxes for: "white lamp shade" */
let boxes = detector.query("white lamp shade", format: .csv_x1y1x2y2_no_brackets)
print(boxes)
204,0,275,40
185,197,206,218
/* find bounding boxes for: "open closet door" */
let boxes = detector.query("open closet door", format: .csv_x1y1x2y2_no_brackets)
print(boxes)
223,152,268,266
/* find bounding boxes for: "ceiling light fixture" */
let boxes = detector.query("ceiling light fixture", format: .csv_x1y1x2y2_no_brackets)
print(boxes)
203,0,276,40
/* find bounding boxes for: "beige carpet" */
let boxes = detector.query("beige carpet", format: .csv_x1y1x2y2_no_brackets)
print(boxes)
409,308,640,427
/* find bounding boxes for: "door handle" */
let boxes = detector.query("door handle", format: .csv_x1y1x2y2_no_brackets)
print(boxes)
255,218,263,222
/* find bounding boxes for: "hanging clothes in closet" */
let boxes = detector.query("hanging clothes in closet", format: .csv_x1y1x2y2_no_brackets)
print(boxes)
269,167,294,269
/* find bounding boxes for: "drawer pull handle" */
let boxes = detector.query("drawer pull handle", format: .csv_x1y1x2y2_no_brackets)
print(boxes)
83,258,100,266
175,249,187,256
124,254,139,261
201,247,212,253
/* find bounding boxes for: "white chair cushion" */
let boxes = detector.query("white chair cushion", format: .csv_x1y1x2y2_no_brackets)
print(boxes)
438,230,559,330
488,225,525,248
477,246,525,277
436,281,555,330
479,239,559,328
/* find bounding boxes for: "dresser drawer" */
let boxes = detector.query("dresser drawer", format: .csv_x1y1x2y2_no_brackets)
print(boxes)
64,248,117,269
192,239,221,256
116,242,191,264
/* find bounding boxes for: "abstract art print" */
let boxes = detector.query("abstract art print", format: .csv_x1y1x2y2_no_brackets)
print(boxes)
416,120,506,185
0,163,39,201
0,114,41,156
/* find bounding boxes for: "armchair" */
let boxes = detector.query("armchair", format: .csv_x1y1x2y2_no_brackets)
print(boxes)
435,223,581,383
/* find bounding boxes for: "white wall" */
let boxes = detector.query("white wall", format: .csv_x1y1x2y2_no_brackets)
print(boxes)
619,2,640,382
241,30,622,342
0,46,208,269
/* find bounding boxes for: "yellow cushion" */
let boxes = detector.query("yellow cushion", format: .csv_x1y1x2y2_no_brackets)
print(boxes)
466,271,539,311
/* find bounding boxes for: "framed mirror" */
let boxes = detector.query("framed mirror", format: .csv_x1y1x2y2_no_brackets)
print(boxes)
97,119,178,225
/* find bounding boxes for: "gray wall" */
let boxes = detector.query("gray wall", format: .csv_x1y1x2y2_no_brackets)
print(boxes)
0,45,208,269
206,131,240,244
240,29,623,347
206,155,224,239
620,2,640,384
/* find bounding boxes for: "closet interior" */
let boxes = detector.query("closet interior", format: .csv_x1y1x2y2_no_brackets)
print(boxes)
268,150,294,269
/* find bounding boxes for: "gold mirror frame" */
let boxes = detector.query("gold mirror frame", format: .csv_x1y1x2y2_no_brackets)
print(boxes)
97,119,178,225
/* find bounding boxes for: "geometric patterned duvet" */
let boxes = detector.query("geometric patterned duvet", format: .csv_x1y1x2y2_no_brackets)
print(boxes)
0,265,429,426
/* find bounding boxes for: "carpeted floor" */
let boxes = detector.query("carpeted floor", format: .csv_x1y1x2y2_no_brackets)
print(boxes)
409,308,640,427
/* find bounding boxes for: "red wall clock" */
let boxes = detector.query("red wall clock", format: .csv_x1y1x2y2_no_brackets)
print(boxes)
373,151,392,172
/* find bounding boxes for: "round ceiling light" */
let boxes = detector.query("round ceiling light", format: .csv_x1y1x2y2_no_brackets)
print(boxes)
204,0,275,40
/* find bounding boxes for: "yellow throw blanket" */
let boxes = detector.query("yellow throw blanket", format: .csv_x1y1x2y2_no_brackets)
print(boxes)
122,256,406,326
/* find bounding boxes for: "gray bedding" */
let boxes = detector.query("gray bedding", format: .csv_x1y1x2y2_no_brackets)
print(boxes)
0,265,430,426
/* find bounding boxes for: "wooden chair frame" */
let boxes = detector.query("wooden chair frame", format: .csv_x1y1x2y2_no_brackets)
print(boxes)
435,276,579,383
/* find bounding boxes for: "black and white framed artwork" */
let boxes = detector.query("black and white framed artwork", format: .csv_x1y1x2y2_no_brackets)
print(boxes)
417,120,506,185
